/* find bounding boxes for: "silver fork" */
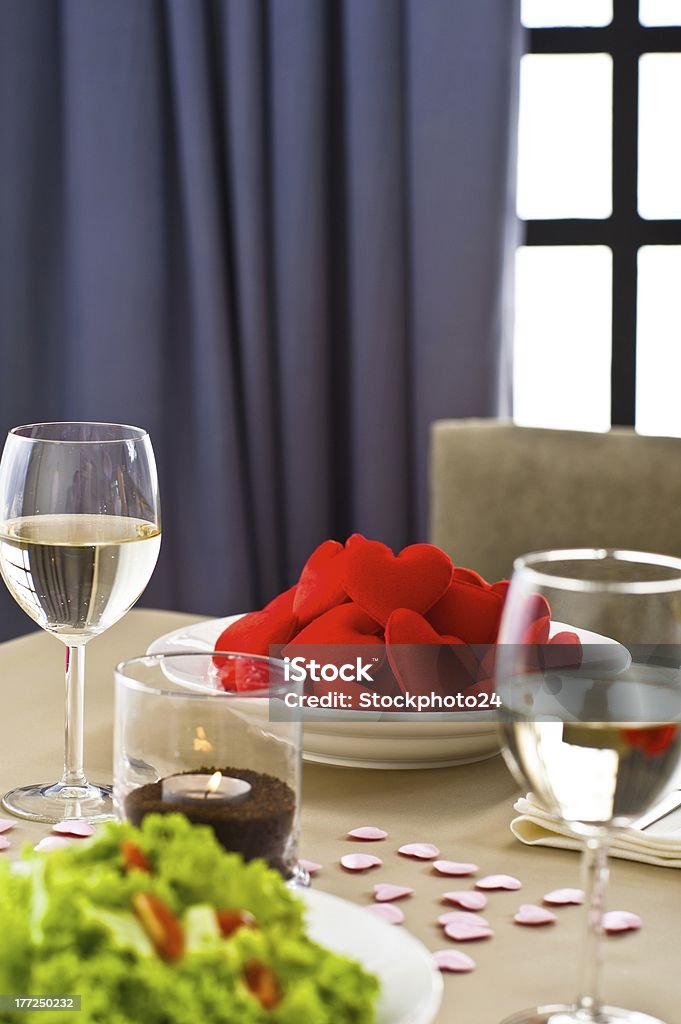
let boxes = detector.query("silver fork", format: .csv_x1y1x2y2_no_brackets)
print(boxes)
633,789,681,831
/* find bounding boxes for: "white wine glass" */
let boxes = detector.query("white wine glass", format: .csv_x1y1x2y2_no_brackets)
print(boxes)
496,549,681,1024
0,422,161,823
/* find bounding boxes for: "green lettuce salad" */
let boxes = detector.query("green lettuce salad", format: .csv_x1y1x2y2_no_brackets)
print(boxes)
0,815,379,1023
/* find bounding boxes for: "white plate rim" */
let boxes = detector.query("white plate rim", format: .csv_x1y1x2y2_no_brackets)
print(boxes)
145,614,631,768
300,887,443,1024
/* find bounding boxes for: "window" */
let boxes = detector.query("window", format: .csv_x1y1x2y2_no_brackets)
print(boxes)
514,0,681,436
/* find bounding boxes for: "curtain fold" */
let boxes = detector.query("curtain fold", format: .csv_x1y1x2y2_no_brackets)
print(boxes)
0,0,521,641
345,0,411,550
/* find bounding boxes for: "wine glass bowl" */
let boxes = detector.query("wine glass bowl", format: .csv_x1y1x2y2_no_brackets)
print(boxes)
0,422,161,823
496,549,681,1024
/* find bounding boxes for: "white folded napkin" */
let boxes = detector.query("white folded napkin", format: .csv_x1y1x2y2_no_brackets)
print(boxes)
511,795,681,869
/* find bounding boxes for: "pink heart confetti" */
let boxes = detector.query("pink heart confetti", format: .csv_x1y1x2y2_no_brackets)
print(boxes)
374,883,414,902
299,858,323,875
0,819,15,834
366,903,405,925
603,910,642,934
514,904,557,926
444,920,494,942
433,860,479,877
543,888,584,906
347,826,388,841
0,836,10,851
438,910,490,928
398,842,440,860
340,853,382,872
34,836,71,852
476,874,522,891
53,820,96,838
433,949,476,973
442,890,488,911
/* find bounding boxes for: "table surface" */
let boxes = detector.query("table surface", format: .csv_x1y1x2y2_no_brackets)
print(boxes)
0,609,679,1023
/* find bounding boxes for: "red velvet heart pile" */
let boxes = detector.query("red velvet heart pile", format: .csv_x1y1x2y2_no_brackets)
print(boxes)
212,534,581,698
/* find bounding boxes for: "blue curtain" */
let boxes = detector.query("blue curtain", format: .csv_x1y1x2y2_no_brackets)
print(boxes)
0,0,521,642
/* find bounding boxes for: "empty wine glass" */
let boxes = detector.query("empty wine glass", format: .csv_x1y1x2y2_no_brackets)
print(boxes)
0,422,161,823
496,549,681,1024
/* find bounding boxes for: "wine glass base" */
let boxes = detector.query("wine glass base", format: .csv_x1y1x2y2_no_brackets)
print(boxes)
500,1005,666,1024
2,782,114,824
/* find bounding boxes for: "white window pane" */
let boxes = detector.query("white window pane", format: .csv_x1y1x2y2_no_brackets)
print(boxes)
517,54,612,219
639,0,681,25
522,0,612,27
638,55,681,219
636,247,681,437
514,246,612,432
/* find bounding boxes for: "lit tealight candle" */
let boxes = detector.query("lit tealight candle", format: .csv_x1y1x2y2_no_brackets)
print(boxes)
161,771,252,806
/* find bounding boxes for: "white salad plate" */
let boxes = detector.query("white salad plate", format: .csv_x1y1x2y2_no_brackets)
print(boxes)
301,888,442,1024
147,615,631,770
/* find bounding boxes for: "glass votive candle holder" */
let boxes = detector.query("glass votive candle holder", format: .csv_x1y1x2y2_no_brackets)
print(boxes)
114,652,306,884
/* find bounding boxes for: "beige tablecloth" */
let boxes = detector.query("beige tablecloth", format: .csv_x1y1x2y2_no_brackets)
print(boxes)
0,609,679,1023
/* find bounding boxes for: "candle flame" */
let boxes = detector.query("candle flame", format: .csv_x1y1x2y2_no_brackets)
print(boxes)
193,726,213,753
206,771,223,794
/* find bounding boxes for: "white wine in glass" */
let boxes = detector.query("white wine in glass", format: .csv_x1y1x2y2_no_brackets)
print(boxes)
0,423,161,823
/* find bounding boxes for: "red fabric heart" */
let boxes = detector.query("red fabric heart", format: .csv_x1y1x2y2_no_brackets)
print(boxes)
215,586,298,655
344,534,453,627
217,656,275,693
386,607,458,648
426,580,504,643
549,630,579,646
542,630,583,670
511,595,581,675
293,539,349,627
214,586,298,690
385,607,455,697
491,579,509,601
385,608,480,699
284,603,385,685
481,626,582,682
523,594,551,645
454,567,490,589
286,602,382,646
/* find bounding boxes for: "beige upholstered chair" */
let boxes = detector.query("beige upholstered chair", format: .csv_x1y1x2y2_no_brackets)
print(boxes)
429,419,681,583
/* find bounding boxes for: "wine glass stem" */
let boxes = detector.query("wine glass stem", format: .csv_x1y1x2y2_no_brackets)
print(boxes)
61,645,88,789
577,835,609,1018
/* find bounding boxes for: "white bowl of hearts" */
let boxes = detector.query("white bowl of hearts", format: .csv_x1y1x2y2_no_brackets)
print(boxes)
148,535,629,769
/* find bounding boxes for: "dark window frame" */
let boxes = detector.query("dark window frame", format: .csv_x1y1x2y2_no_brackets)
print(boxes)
525,1,681,425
